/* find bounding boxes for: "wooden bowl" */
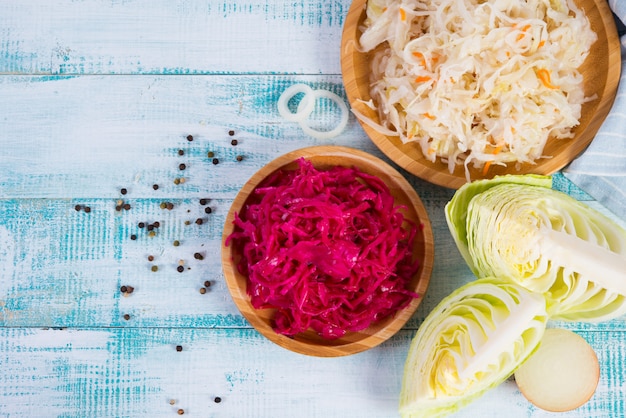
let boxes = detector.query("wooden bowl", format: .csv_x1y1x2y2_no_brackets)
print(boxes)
341,0,621,189
221,146,434,357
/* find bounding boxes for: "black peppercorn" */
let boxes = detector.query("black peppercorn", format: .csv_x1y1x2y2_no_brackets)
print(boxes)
214,397,222,403
186,135,193,141
230,139,238,146
195,218,203,225
84,206,91,213
178,149,184,156
123,314,130,320
120,188,127,195
179,163,186,170
199,287,206,294
177,265,184,273
212,158,219,165
204,207,212,214
228,130,235,136
138,222,145,228
236,155,244,162
176,345,183,352
194,253,203,260
153,184,159,190
199,198,209,205
120,286,127,293
74,205,82,211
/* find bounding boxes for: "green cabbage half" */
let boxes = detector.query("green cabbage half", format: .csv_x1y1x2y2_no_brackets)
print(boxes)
445,174,626,321
399,277,548,418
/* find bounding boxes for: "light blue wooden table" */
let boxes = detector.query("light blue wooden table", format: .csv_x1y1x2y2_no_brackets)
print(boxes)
0,1,624,417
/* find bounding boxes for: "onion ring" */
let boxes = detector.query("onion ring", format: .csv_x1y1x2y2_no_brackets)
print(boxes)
277,84,350,139
297,89,349,140
277,84,316,123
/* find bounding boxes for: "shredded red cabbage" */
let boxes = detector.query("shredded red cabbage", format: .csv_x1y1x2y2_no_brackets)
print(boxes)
226,158,421,340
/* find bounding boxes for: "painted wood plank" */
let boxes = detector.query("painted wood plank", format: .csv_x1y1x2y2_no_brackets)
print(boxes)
0,0,349,76
0,74,378,199
0,327,623,418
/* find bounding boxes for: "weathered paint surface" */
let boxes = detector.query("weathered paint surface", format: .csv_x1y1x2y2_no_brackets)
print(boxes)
0,1,624,417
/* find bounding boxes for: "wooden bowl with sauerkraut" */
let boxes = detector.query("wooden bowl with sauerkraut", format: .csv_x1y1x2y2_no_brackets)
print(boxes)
221,146,434,357
341,0,621,189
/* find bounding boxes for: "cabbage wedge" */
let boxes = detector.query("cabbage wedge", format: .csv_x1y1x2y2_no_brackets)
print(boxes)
445,175,626,321
400,277,548,417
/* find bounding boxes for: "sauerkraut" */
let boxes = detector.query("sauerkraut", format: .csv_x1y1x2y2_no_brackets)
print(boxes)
358,0,597,178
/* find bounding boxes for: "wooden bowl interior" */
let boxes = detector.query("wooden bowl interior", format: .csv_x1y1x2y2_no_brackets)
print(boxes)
341,0,621,189
221,146,434,357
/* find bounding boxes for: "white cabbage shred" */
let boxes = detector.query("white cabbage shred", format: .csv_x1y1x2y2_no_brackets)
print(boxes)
358,0,597,177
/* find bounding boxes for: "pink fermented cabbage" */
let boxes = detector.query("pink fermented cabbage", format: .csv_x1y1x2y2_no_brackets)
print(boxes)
226,158,421,339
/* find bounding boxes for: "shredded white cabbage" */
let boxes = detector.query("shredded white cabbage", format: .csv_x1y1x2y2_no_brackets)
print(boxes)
358,0,597,178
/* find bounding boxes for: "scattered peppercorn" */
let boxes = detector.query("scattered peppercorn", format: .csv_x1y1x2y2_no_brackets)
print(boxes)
236,155,244,162
153,222,160,228
153,183,159,190
115,205,122,211
126,286,134,294
214,397,222,404
123,314,131,321
179,163,186,171
120,188,127,195
138,222,145,228
194,253,204,260
212,158,219,165
199,287,206,294
174,178,180,185
166,202,174,210
169,399,176,405
160,202,167,209
178,149,184,156
230,139,238,146
176,345,183,352
130,234,137,240
173,240,180,247
148,255,154,261
120,286,128,293
148,231,156,237
84,206,91,213
204,281,211,288
207,151,215,158
123,203,131,210
177,265,184,273
151,265,158,272
186,135,193,142
184,220,191,225
199,198,209,205
177,408,184,415
204,207,212,214
195,218,203,225
228,130,235,136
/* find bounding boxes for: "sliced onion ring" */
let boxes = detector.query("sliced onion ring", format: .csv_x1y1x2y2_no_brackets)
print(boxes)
277,84,350,140
297,89,349,140
277,84,316,123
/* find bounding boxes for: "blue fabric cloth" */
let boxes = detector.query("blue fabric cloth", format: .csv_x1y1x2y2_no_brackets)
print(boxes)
563,0,626,219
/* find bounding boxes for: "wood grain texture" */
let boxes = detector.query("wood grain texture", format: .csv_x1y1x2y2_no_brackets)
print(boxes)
341,0,621,189
0,0,623,416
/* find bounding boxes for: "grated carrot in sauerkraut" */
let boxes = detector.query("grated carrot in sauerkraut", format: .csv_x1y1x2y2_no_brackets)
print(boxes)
358,0,597,178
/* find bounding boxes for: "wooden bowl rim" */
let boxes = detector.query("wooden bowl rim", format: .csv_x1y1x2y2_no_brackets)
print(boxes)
340,0,621,189
221,145,434,357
